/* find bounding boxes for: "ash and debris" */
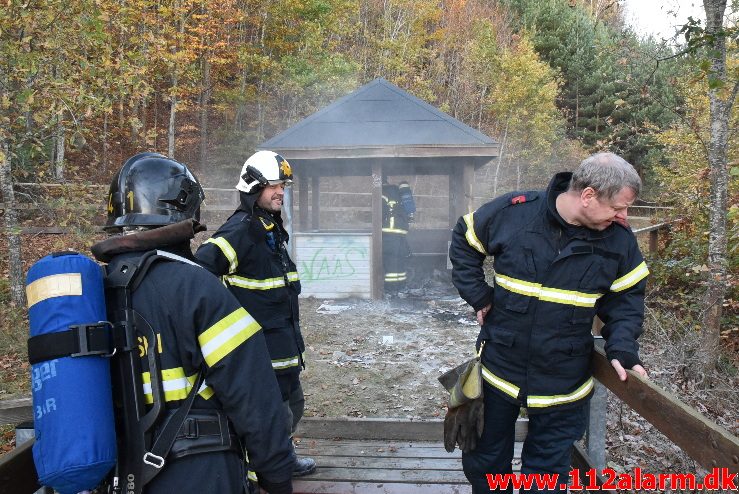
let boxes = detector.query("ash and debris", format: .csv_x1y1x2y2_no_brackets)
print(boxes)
297,281,738,487
300,280,479,420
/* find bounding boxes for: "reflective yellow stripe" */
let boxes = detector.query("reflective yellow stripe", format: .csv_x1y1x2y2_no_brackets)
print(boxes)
385,274,407,282
199,308,260,366
26,273,82,308
463,212,486,255
495,273,602,308
225,271,299,290
187,373,214,400
610,261,649,292
247,470,258,482
204,237,238,274
481,364,520,399
272,356,300,370
382,228,407,234
141,367,213,404
527,378,594,408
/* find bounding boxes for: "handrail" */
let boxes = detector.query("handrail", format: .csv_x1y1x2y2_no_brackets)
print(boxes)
590,346,739,473
0,439,39,493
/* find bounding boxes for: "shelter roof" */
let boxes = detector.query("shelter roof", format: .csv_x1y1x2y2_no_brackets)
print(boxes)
259,78,499,161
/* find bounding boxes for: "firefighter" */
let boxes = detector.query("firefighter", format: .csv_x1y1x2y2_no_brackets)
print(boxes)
382,177,414,295
195,151,316,477
448,152,649,493
91,153,294,494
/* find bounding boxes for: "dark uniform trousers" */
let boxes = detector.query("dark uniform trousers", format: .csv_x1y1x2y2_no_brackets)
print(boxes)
277,373,305,435
463,387,588,494
145,451,247,494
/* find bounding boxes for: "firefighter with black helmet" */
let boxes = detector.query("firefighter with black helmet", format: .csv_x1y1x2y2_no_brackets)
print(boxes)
92,153,294,494
195,150,316,477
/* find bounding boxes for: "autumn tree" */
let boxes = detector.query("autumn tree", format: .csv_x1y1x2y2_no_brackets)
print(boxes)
466,26,565,193
690,0,738,365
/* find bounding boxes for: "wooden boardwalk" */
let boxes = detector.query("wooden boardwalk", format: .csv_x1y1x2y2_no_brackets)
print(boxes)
291,417,526,494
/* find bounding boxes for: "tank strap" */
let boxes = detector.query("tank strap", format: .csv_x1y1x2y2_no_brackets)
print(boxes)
27,322,114,364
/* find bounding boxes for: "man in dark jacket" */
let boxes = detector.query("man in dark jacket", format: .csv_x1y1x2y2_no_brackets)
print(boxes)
449,152,648,493
195,150,315,477
91,153,294,494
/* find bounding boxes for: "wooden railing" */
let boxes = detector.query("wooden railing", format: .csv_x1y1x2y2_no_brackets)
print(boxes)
573,344,739,486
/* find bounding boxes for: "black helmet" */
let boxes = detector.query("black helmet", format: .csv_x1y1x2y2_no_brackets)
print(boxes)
104,153,205,232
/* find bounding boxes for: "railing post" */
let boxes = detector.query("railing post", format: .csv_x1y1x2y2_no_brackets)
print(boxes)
586,381,607,473
649,229,658,254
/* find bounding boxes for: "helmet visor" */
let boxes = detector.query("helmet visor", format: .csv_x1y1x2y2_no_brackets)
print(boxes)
267,178,293,187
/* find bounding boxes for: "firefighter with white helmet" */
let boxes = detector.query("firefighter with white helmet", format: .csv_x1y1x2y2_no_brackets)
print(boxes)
196,150,316,477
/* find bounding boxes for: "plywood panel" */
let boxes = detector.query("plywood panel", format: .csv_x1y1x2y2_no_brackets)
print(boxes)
295,234,372,299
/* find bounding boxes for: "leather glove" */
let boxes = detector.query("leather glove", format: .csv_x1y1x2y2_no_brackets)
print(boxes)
258,477,293,494
443,396,485,453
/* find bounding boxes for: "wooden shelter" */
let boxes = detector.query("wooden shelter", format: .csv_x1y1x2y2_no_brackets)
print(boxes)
258,78,500,299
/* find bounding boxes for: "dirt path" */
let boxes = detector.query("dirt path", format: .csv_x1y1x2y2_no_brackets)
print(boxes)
299,283,480,420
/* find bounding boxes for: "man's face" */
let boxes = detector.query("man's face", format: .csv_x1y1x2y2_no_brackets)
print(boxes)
580,186,636,231
256,183,285,213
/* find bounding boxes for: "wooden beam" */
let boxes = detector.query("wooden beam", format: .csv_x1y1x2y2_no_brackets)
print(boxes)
571,443,606,487
0,438,40,494
0,397,32,425
371,163,383,299
586,382,607,471
448,173,458,229
265,145,501,160
311,175,320,231
462,162,473,216
649,229,658,254
298,174,308,231
296,417,528,442
592,347,739,472
294,481,472,493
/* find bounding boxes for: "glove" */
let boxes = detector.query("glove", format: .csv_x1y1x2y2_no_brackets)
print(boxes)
258,477,293,494
443,396,485,453
607,351,642,370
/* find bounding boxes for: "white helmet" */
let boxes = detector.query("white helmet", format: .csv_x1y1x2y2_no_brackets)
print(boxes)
236,151,294,193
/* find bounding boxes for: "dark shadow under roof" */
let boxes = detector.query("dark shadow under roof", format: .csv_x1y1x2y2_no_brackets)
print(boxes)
259,78,499,162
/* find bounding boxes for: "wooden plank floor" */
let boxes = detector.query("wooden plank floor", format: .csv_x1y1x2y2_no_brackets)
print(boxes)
292,418,526,494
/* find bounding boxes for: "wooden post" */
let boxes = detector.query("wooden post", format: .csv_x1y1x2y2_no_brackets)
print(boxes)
449,162,473,228
298,173,308,231
587,381,607,472
649,229,658,254
448,172,459,229
311,175,320,231
371,163,383,299
462,162,473,216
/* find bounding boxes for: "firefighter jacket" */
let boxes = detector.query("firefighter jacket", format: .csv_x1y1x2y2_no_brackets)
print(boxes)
449,172,649,413
195,193,305,377
382,183,410,234
91,224,294,491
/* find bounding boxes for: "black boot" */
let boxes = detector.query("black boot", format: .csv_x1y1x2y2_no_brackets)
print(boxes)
293,456,316,477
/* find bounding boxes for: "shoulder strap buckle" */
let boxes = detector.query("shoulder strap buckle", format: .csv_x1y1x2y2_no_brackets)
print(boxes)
142,452,165,469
